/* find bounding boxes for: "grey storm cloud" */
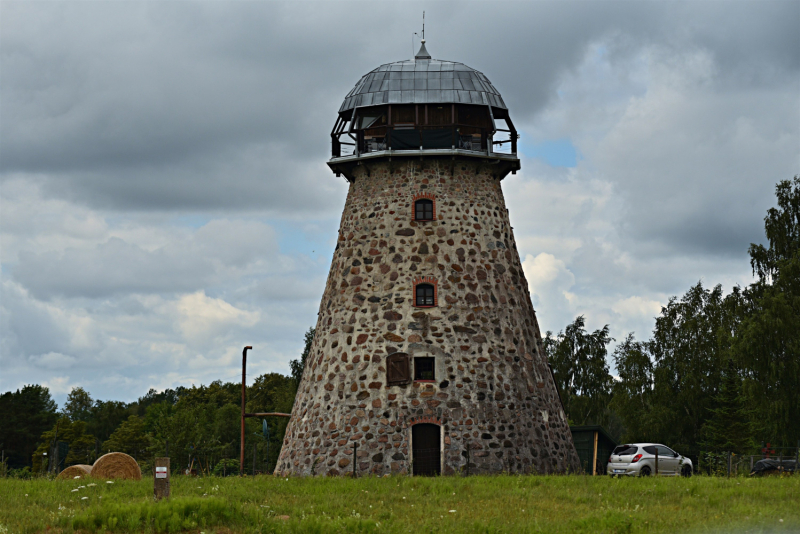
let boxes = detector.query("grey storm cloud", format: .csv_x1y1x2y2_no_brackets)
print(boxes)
1,0,798,402
3,1,796,212
13,219,282,300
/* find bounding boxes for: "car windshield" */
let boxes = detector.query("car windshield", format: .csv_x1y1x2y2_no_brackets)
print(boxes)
612,445,638,456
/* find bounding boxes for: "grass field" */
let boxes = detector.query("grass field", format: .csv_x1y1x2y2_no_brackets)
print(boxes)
0,474,797,533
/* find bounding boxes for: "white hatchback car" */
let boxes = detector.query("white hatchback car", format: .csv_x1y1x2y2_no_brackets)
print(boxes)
607,443,693,477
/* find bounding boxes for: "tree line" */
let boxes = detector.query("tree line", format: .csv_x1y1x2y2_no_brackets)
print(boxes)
0,331,315,477
1,178,796,476
548,177,800,463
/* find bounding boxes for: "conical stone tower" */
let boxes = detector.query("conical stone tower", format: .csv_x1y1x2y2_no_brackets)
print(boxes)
276,42,581,476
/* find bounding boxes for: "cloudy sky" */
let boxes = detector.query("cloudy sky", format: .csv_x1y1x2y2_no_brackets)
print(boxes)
1,1,798,406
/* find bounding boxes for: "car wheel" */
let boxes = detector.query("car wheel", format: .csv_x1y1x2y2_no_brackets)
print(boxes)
640,466,651,477
681,464,692,478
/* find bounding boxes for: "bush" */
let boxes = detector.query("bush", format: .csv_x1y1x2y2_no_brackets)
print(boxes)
211,458,239,477
9,466,33,479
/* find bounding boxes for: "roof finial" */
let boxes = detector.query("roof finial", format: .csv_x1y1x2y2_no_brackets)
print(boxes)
415,11,431,60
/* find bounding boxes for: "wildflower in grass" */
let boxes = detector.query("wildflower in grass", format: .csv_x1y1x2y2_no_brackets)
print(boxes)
81,497,88,500
106,481,113,484
71,489,78,492
87,483,96,487
449,510,456,513
73,476,80,479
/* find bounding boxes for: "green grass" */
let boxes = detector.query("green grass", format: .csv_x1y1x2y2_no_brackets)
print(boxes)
0,474,797,533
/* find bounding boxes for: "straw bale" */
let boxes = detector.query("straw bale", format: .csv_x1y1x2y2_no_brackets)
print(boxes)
91,452,142,480
56,464,92,480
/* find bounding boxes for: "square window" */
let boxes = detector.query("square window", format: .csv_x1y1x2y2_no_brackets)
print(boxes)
414,357,435,381
415,284,435,306
415,199,434,221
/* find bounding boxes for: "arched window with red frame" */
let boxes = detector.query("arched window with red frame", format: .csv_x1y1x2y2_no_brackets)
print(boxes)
412,193,436,222
413,276,438,307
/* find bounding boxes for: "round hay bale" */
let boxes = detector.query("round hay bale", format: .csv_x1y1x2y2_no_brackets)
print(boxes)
91,452,142,480
56,464,92,480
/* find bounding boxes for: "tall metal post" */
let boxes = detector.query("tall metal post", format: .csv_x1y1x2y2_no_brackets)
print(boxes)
240,346,252,476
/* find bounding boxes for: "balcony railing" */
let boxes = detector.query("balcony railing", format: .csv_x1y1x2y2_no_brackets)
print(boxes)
332,125,516,158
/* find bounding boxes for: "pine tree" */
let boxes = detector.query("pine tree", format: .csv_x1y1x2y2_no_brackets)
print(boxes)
700,361,755,455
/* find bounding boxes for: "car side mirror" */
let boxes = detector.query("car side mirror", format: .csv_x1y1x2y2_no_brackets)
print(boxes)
674,452,679,458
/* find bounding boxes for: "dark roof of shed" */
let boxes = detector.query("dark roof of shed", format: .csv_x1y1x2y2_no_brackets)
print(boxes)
569,425,618,445
338,53,507,114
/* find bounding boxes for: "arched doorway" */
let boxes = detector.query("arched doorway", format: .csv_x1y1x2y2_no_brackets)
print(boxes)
412,424,441,476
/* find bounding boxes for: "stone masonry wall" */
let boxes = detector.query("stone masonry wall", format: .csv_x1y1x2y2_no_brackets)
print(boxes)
275,158,581,476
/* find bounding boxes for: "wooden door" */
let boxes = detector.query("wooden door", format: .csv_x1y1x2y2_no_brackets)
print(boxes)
412,424,441,476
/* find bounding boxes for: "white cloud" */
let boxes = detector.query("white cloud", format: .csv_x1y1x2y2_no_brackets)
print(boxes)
28,352,77,370
522,252,578,332
174,291,260,345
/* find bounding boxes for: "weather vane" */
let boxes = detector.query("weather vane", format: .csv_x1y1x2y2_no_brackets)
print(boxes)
413,11,426,57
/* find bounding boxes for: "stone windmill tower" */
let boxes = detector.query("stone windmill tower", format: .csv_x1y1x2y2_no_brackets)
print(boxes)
275,41,581,476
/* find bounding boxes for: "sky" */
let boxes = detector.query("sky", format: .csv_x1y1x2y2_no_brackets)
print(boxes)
1,1,798,407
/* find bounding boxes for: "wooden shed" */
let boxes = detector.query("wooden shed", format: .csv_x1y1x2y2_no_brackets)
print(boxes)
570,426,617,475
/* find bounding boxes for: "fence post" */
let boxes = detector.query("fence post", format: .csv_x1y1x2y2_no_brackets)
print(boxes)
465,442,470,477
655,448,658,475
154,457,170,501
353,443,357,478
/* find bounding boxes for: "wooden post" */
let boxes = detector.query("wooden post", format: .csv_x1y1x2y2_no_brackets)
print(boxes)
353,443,357,478
592,431,598,476
655,448,659,475
154,457,170,501
465,442,470,477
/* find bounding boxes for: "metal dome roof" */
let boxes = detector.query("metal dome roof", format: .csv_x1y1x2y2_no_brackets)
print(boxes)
338,52,507,114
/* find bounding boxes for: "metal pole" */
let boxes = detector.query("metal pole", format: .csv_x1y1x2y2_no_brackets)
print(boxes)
240,346,252,476
353,443,357,478
655,448,658,475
